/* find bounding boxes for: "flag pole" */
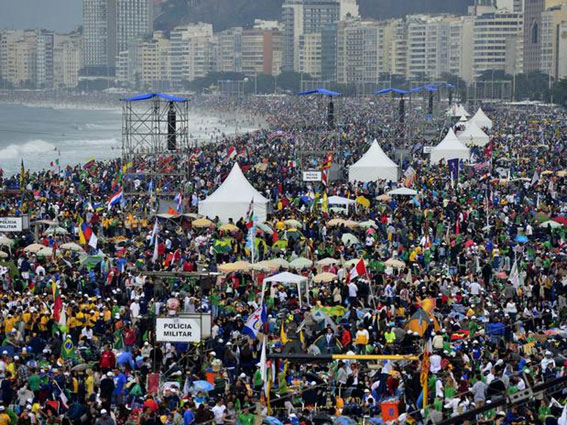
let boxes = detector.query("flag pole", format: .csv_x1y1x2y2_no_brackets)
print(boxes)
364,264,377,311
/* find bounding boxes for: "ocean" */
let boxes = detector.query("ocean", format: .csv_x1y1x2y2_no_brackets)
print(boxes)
0,103,257,176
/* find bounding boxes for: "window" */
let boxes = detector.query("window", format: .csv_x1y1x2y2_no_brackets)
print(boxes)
531,19,538,44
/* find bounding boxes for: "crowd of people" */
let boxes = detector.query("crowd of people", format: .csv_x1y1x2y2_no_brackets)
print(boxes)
0,93,566,425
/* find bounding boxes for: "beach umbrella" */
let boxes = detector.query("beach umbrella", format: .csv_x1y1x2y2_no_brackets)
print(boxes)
24,243,45,253
316,258,339,266
333,416,357,425
257,222,273,235
36,247,54,257
515,234,528,243
219,223,240,233
355,196,370,209
385,258,405,268
358,220,377,229
284,219,303,229
248,263,274,272
289,257,313,270
254,260,280,271
218,261,250,273
540,220,561,229
192,218,214,228
0,237,14,247
341,233,360,246
327,218,346,227
405,309,440,336
312,272,337,283
0,252,8,259
343,220,359,229
45,226,68,235
190,380,214,393
267,258,290,269
60,242,84,252
376,194,391,201
534,212,551,224
264,417,284,425
556,170,567,177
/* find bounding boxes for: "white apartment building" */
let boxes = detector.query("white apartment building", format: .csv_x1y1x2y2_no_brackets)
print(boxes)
115,0,153,55
53,33,83,88
299,33,322,79
170,23,214,84
540,0,567,80
217,27,243,73
0,30,37,87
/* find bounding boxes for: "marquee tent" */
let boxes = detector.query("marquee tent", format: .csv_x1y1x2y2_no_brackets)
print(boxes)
447,104,470,118
199,163,269,223
261,271,309,306
430,128,470,164
470,107,493,130
458,120,490,147
348,139,399,182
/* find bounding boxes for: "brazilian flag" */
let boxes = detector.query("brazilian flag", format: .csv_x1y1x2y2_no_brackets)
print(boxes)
61,337,75,359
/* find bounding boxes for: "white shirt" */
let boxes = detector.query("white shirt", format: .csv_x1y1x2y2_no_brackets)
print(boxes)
430,354,442,373
212,404,226,424
348,282,358,297
469,281,482,295
130,302,140,318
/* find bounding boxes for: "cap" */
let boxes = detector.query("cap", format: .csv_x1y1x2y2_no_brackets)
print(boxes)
107,371,113,377
101,409,108,414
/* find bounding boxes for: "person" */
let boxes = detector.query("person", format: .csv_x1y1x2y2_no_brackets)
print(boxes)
184,404,195,425
212,398,226,425
95,409,115,425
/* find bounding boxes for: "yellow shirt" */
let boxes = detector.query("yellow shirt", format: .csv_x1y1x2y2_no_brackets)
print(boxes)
3,318,16,333
86,375,94,396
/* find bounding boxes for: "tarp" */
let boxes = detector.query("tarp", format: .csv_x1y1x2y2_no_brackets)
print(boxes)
199,163,269,223
297,89,340,96
470,107,493,130
121,93,189,102
430,128,470,164
458,120,490,147
349,139,399,182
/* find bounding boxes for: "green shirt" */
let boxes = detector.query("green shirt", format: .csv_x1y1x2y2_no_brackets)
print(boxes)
238,412,254,425
28,374,40,391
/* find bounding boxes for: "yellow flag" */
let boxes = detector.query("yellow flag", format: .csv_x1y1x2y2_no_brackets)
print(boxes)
299,329,305,348
78,217,87,245
280,322,289,344
322,192,329,213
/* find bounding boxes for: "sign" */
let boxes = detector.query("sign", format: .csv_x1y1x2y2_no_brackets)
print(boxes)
0,217,23,232
180,313,212,338
302,171,322,182
156,317,201,342
423,146,433,154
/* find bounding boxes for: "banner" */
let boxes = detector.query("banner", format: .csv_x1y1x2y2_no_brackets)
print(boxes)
0,217,23,232
156,317,201,342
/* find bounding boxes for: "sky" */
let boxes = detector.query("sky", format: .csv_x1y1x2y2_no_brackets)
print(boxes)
0,0,82,32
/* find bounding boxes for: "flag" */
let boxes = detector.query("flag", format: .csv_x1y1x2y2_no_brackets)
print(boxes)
78,218,87,245
83,157,95,169
259,339,268,395
322,192,329,213
107,188,124,209
321,152,333,170
448,158,459,184
79,219,93,245
189,149,203,162
531,170,539,186
152,234,159,263
88,232,98,249
243,304,267,339
509,260,520,289
174,192,183,214
61,336,74,359
411,196,421,208
404,166,416,187
559,403,567,425
246,198,255,229
321,169,328,187
299,329,305,348
280,322,289,344
473,161,490,171
52,282,63,323
122,161,133,174
20,159,25,188
148,179,154,196
150,218,159,245
349,258,367,281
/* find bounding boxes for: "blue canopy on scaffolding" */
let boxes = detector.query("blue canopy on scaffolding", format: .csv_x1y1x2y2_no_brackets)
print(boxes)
375,88,409,95
121,93,189,102
297,88,341,96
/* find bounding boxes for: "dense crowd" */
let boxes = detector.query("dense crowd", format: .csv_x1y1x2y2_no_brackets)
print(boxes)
0,93,566,425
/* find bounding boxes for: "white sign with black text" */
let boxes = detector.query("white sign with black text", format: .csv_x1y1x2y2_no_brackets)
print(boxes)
156,317,201,342
0,217,23,232
302,171,322,182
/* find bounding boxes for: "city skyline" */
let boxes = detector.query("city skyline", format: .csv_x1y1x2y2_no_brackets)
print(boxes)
0,0,82,32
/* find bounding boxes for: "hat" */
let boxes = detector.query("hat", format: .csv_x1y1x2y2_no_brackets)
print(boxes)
239,373,246,378
107,371,113,377
101,409,108,414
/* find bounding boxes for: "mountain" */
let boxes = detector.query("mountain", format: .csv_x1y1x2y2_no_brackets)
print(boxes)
155,0,474,32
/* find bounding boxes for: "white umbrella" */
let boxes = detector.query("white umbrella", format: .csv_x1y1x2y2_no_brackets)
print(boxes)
60,242,84,252
45,226,68,235
316,258,339,266
312,272,338,283
385,258,406,268
0,237,14,247
24,243,45,253
0,251,8,258
341,233,360,246
267,258,290,269
358,220,377,229
540,220,561,229
387,187,418,196
36,247,54,257
289,257,313,270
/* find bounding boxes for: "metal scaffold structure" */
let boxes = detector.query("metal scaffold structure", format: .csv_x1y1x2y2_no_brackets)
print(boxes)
120,93,191,213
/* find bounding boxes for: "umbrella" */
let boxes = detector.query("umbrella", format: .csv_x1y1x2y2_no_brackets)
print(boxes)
341,233,360,246
79,254,105,269
190,380,214,393
534,212,551,224
60,242,84,252
249,262,275,272
0,237,14,247
264,417,284,425
192,218,214,228
376,194,391,201
257,222,274,235
218,261,250,273
385,258,406,268
267,258,290,269
405,309,440,336
358,220,377,229
44,226,68,235
219,223,240,232
24,243,45,253
0,252,8,259
316,258,339,266
387,187,418,196
515,234,528,243
343,220,359,229
333,417,357,425
540,220,561,229
327,218,346,227
289,257,313,270
273,240,288,249
284,219,303,229
71,363,89,372
344,258,368,268
36,247,54,257
313,272,337,283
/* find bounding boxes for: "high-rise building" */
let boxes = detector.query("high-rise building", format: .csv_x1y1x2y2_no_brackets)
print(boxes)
473,11,524,78
299,32,322,79
241,29,283,77
282,0,340,72
523,0,545,73
115,0,153,55
540,0,567,80
339,0,359,19
53,32,83,88
217,27,243,73
321,23,338,82
170,23,215,84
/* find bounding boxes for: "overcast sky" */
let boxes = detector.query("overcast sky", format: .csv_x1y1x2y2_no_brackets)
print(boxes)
0,0,82,32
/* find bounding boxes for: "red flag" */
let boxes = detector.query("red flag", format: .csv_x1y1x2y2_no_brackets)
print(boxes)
349,258,367,281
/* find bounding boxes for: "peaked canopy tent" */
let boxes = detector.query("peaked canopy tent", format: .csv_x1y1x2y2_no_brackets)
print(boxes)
430,128,471,164
470,107,493,130
199,163,270,223
261,271,309,307
349,139,399,183
458,120,490,147
297,88,341,129
446,104,470,118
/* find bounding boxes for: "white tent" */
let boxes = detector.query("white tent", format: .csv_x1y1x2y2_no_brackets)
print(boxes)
348,139,399,183
430,128,471,164
470,107,493,130
328,196,356,206
387,187,418,196
199,163,269,223
458,120,490,147
447,104,470,118
261,271,309,306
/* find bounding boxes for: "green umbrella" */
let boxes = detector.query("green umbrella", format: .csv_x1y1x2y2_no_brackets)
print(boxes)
341,233,360,246
273,240,288,249
289,257,313,270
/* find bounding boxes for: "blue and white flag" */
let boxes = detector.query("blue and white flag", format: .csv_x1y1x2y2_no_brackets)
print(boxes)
243,304,267,339
150,218,159,246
